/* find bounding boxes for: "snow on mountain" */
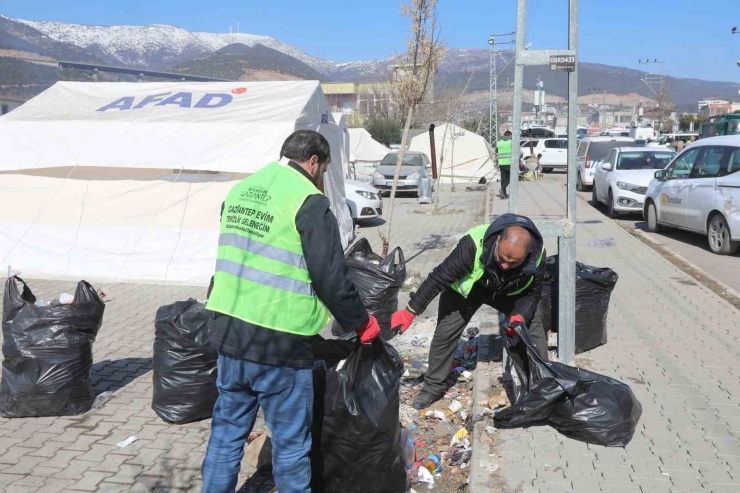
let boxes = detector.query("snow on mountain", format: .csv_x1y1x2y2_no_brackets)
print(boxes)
16,19,214,69
192,32,334,74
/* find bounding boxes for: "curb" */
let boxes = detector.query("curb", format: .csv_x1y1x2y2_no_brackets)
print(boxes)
468,184,498,493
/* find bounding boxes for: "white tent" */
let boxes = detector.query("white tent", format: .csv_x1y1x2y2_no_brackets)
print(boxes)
0,81,354,286
409,123,497,184
347,128,389,181
331,112,351,177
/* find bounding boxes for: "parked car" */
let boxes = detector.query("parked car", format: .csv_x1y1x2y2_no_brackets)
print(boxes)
644,136,740,255
372,151,431,195
521,126,556,138
576,136,636,191
533,138,568,172
592,147,676,217
344,180,382,221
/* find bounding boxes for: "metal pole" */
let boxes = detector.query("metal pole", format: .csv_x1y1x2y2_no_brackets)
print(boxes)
509,1,526,213
489,38,496,145
557,0,579,365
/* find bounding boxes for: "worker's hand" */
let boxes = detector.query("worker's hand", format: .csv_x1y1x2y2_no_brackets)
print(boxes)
506,314,525,337
391,308,416,334
356,315,381,344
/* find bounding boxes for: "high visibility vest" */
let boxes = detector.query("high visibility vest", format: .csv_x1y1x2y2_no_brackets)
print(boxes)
451,224,544,299
206,162,330,336
497,139,512,166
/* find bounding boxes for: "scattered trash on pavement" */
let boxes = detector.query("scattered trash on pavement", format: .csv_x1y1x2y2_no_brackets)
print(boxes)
116,436,138,448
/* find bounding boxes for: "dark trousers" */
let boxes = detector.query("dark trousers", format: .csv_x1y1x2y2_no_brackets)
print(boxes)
499,166,511,194
423,287,548,396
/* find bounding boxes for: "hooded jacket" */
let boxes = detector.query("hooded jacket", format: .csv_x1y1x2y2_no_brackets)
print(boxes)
408,213,545,323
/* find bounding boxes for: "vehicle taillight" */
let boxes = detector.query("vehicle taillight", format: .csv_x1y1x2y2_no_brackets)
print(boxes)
585,155,591,168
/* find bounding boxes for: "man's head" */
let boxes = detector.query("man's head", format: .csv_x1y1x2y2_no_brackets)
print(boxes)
690,136,697,142
503,130,512,140
280,130,331,189
494,225,532,270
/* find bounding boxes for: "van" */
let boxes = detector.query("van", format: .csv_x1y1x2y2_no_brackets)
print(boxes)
576,136,636,191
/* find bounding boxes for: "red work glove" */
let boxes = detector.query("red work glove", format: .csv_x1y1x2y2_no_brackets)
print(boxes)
356,314,381,343
506,314,525,337
390,308,416,334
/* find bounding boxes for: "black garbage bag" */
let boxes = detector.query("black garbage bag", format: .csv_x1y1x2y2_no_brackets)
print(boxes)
494,325,642,447
1,276,105,418
152,299,218,424
537,255,619,353
332,238,406,340
311,336,406,493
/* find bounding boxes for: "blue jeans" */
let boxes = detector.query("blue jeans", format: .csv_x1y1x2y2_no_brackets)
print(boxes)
201,355,314,493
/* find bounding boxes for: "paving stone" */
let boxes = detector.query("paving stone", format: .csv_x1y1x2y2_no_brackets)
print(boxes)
10,476,47,488
5,457,50,476
104,464,145,485
54,460,99,481
31,479,75,493
66,471,112,491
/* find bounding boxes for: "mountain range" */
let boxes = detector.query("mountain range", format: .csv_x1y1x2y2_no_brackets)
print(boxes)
1,15,739,111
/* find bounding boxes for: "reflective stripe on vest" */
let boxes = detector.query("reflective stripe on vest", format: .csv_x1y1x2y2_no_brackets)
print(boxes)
206,162,330,336
497,139,512,166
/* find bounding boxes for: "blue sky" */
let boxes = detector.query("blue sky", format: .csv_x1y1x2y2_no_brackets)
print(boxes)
3,0,739,82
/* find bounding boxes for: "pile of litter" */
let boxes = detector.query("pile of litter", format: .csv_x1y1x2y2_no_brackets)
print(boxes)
397,329,480,491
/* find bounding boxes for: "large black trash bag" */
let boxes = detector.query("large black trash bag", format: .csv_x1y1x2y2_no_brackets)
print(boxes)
494,325,642,447
311,336,407,493
537,255,619,353
152,299,218,424
1,276,105,418
333,238,406,340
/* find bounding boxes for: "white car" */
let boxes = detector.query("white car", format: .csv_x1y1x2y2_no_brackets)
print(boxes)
344,180,383,221
644,136,740,255
592,147,676,217
576,136,636,191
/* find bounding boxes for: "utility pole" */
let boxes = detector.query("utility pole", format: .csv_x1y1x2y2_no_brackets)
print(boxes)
488,33,516,145
639,59,666,132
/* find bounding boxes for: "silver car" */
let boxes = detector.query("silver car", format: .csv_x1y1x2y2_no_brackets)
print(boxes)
372,151,431,195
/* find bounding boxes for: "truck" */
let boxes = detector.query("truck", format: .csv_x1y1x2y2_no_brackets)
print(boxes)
699,112,740,139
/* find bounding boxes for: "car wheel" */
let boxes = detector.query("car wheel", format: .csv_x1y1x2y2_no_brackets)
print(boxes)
646,201,661,232
576,173,585,192
347,204,356,222
707,213,739,255
607,190,618,219
543,167,554,173
591,182,600,207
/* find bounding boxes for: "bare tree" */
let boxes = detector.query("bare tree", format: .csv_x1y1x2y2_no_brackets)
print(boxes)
381,0,446,256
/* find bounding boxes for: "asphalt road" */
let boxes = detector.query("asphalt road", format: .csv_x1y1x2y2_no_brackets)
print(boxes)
537,170,740,293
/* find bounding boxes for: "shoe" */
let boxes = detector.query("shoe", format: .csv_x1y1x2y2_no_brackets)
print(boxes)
412,391,443,410
503,190,509,199
499,189,506,199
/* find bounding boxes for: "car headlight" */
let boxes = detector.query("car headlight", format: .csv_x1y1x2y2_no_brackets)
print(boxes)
373,172,383,179
356,191,377,200
408,172,420,179
616,181,641,192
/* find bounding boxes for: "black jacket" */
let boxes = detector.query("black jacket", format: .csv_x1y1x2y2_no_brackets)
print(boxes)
210,162,369,368
408,213,545,323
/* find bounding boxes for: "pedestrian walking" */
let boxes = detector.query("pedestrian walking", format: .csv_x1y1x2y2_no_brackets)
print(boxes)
390,213,548,410
496,131,513,198
202,130,380,492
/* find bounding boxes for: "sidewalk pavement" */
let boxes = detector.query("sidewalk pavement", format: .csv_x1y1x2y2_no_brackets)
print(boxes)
0,185,487,493
485,176,740,493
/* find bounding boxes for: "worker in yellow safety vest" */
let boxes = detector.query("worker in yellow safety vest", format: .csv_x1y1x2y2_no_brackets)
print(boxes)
390,213,548,410
202,130,379,493
496,130,513,198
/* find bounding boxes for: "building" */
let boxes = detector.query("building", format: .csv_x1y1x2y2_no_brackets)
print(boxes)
698,99,732,117
0,97,25,115
320,82,393,126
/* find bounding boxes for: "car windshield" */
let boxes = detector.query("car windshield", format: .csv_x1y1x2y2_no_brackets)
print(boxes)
379,153,424,167
589,141,632,161
616,151,675,170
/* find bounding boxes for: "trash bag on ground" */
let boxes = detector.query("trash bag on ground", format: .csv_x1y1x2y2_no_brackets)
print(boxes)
1,276,105,418
311,336,407,493
494,324,642,447
332,238,406,340
152,299,218,424
537,255,619,353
